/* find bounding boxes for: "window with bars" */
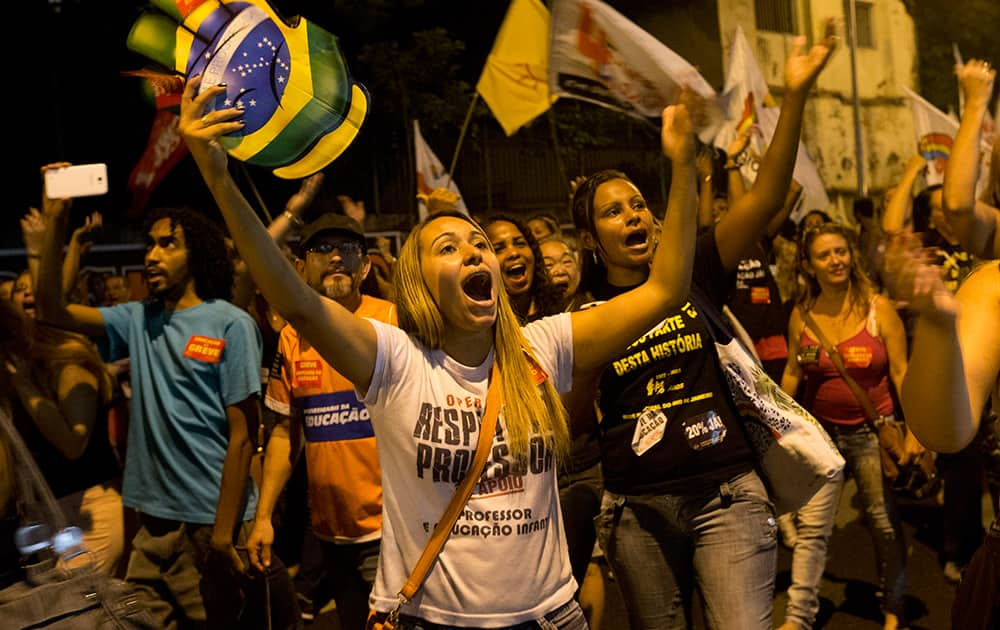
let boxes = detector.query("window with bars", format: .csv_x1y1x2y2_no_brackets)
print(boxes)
754,0,796,34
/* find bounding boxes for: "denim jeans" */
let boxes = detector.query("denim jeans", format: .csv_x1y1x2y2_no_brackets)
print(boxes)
825,422,907,618
395,598,587,629
596,469,777,630
782,469,845,628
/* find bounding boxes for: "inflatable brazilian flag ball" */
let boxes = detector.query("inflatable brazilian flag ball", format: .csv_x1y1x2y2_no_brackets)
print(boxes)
128,0,369,179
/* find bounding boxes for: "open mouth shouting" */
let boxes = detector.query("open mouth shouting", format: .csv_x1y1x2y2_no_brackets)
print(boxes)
500,259,532,294
624,228,650,251
462,270,494,304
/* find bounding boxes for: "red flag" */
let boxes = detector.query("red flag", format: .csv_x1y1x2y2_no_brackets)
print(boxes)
123,71,187,217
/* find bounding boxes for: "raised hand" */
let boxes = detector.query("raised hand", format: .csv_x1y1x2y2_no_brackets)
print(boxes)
661,104,696,164
955,58,995,108
178,75,245,177
337,194,366,225
726,124,758,163
568,175,587,198
676,85,710,135
19,207,46,255
70,212,104,254
39,163,73,219
285,173,324,221
785,18,839,95
417,188,460,215
374,236,396,264
879,230,956,320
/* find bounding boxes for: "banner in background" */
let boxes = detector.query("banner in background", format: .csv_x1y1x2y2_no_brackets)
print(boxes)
548,0,723,142
414,120,469,221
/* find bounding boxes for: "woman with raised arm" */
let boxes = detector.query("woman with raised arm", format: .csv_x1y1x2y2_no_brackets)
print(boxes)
567,22,838,630
180,74,698,628
942,58,998,259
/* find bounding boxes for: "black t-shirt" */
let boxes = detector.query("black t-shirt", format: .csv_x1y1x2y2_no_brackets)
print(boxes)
592,230,755,494
726,241,791,342
929,237,975,293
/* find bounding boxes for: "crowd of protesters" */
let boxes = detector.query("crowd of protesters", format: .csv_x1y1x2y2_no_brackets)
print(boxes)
0,18,997,630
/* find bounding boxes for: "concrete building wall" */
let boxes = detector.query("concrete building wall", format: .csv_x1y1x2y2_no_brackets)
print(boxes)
717,0,919,222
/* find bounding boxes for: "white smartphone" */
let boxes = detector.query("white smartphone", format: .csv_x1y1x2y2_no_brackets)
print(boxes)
44,163,109,199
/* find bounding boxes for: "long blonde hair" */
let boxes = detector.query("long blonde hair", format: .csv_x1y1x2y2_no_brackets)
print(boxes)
393,211,570,462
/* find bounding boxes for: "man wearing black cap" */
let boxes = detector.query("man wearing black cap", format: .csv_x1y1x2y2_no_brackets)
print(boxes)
247,212,397,626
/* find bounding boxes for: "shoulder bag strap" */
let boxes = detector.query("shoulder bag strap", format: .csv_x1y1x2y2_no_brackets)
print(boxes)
800,310,881,423
391,361,504,613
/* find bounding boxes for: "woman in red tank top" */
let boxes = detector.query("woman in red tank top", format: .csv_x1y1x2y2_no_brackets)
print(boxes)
776,223,920,630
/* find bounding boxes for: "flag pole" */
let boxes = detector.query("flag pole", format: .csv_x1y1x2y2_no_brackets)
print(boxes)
447,93,480,187
237,163,273,222
847,0,867,198
952,43,965,116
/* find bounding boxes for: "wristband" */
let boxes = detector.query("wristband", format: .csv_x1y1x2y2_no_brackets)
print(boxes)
282,211,304,228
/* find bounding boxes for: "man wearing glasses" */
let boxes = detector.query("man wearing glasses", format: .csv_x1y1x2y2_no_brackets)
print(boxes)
247,213,397,627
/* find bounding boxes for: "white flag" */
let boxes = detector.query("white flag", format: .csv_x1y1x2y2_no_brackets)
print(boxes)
548,0,724,142
713,26,829,220
413,120,469,221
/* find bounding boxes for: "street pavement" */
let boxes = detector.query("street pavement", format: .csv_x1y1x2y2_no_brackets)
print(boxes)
311,480,991,629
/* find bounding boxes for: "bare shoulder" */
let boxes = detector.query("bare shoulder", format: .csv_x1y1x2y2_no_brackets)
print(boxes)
957,262,1000,305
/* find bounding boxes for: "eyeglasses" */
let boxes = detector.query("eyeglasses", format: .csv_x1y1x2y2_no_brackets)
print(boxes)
306,240,364,257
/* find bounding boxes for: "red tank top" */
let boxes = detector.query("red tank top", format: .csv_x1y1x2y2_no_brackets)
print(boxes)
799,301,894,425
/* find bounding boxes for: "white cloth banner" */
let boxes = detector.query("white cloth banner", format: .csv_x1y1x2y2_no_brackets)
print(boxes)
413,119,469,221
548,0,724,142
713,26,829,219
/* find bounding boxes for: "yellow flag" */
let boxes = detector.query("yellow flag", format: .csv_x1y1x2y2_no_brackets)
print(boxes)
476,0,557,136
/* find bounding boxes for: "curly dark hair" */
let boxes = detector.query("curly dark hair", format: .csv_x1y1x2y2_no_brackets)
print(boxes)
569,169,634,295
143,207,233,302
481,213,564,323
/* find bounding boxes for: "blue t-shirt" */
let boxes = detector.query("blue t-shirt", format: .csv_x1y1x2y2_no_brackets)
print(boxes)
99,299,262,523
